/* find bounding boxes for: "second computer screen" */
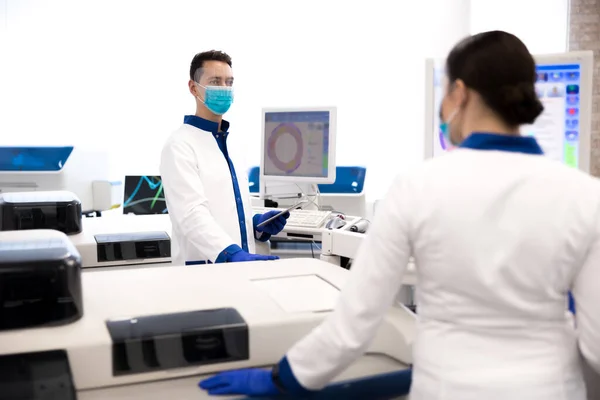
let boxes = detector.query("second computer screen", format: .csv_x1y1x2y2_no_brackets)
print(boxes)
431,62,583,169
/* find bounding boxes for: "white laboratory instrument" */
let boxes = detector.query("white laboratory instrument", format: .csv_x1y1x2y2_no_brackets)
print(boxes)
318,192,367,218
286,209,332,228
255,199,310,228
0,189,171,269
253,206,332,229
70,214,172,269
259,107,337,200
320,228,417,285
0,252,416,399
0,186,369,269
0,146,122,213
424,51,593,172
250,165,368,218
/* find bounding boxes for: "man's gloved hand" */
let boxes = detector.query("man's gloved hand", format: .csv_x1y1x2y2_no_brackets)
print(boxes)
255,210,290,236
229,249,278,262
198,368,279,397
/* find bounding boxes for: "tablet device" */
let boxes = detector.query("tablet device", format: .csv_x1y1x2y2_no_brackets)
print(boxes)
256,200,309,228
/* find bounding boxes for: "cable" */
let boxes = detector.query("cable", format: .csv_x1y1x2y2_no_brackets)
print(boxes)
294,183,321,210
312,183,322,209
310,241,323,258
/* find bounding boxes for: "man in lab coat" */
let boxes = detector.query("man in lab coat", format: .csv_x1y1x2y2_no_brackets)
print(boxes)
160,50,288,266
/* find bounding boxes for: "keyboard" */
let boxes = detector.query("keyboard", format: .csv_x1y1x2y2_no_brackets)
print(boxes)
287,209,332,228
253,207,331,229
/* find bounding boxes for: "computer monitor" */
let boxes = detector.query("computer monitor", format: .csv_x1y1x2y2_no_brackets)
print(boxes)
260,107,337,188
123,175,167,215
424,51,593,173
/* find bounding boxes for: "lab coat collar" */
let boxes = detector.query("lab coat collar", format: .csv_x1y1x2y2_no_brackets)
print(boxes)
183,115,230,136
460,133,544,155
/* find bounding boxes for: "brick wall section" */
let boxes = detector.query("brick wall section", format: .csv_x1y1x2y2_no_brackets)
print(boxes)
569,0,600,176
569,7,600,400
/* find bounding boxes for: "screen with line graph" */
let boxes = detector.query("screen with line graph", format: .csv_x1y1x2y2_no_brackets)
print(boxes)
123,175,168,215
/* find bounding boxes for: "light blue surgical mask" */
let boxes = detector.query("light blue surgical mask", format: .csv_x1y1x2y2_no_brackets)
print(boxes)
439,108,459,147
197,84,234,115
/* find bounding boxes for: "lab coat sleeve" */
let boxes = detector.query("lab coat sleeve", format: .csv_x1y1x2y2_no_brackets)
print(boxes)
573,211,600,375
277,175,413,392
159,139,236,263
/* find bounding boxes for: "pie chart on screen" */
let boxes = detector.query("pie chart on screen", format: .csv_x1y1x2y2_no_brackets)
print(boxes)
267,123,303,173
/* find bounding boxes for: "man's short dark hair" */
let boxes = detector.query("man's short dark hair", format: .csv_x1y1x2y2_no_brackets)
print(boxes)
190,50,232,81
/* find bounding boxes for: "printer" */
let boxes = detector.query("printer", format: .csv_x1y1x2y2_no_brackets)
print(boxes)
0,146,121,214
0,255,416,399
69,214,172,269
0,189,172,269
0,230,83,332
0,191,83,235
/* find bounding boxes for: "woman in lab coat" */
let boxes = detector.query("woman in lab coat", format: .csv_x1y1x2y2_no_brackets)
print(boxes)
199,31,600,399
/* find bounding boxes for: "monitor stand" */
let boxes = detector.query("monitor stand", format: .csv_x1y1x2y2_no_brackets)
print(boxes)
260,181,319,210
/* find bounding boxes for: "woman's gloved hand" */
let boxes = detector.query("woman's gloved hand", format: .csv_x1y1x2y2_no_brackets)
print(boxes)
198,368,279,397
229,250,278,262
255,210,290,235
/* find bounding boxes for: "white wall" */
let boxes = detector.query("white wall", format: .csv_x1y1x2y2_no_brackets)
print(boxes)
0,0,569,202
470,0,569,54
0,0,471,201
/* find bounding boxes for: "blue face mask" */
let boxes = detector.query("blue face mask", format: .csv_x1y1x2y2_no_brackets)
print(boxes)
439,108,459,147
440,121,451,145
198,85,234,115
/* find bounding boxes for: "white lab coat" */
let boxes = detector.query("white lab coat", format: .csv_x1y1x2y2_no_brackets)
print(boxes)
159,122,256,266
283,147,600,399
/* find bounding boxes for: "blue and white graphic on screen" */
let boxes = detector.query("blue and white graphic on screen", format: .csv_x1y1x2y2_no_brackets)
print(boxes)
123,175,168,215
0,147,74,171
523,64,581,168
431,62,582,168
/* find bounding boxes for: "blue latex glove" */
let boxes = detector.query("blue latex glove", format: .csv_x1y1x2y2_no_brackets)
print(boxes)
229,249,279,262
199,368,280,397
255,210,289,236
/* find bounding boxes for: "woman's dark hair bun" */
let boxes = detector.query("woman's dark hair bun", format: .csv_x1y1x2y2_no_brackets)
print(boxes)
492,82,544,126
446,31,545,127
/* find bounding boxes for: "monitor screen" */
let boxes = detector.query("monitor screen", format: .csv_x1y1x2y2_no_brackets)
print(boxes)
263,111,330,179
526,64,581,168
0,146,73,172
123,175,167,215
431,67,448,157
430,61,584,169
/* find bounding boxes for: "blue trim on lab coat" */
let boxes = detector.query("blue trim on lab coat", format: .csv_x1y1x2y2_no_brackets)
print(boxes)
460,132,544,155
187,243,242,265
568,292,576,314
276,356,314,395
460,132,576,314
266,357,412,399
183,115,250,253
